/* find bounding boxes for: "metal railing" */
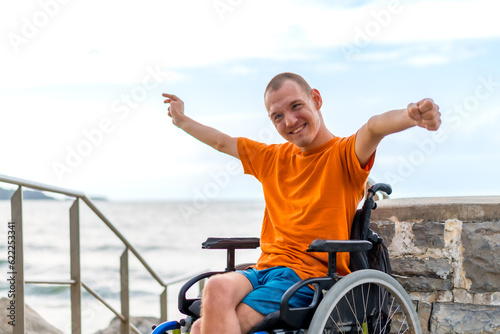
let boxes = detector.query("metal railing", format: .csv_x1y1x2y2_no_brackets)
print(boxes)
1,174,197,334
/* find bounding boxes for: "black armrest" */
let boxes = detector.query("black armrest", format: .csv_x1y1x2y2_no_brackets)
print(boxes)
280,276,335,329
202,237,260,272
307,239,372,253
307,240,373,279
202,237,260,249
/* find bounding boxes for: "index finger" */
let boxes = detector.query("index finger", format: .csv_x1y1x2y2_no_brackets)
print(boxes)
162,93,178,100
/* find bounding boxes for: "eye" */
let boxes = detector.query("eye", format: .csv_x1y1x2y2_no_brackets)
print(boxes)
292,103,301,110
274,114,282,122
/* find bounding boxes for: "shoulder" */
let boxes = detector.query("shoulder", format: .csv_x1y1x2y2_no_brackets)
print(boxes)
337,134,356,146
237,137,286,164
331,134,357,154
238,137,288,154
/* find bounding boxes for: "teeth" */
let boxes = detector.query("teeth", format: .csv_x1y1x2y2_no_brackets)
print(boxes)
291,124,305,134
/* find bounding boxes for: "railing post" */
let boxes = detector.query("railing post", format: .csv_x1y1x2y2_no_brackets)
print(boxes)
11,187,24,334
70,199,82,334
199,278,205,291
121,248,130,334
160,287,168,322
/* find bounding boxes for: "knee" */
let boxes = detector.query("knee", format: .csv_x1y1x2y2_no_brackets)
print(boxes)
203,274,237,306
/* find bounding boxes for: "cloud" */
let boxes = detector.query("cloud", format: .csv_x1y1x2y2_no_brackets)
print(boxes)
346,39,489,68
405,54,451,67
3,0,499,89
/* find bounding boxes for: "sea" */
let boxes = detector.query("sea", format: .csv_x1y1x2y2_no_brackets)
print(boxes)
0,199,265,333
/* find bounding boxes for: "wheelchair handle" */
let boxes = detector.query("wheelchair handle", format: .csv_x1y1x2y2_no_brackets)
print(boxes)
368,183,392,198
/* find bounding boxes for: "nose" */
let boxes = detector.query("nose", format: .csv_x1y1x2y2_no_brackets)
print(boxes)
284,112,297,128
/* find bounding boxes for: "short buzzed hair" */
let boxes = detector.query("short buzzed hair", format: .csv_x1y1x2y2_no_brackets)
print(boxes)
264,72,312,98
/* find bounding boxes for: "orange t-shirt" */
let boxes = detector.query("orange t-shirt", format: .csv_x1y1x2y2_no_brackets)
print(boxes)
237,134,374,280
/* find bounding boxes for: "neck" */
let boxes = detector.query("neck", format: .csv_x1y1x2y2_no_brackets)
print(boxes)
299,127,335,152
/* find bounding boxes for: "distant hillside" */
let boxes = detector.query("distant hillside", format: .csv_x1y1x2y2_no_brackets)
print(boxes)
0,187,55,200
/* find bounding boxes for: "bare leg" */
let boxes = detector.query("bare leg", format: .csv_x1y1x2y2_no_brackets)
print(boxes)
235,302,266,334
190,272,265,334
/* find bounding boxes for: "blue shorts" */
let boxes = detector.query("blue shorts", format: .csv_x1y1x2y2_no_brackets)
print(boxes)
238,266,314,315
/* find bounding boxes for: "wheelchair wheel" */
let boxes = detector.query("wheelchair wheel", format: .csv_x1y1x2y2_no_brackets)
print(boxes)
308,269,421,334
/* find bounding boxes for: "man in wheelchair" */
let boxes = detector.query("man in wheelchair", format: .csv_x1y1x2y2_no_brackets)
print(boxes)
161,72,441,334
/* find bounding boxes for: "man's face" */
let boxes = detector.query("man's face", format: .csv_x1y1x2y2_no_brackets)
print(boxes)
265,80,325,151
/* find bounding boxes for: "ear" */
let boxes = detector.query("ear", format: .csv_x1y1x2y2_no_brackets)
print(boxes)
310,88,323,110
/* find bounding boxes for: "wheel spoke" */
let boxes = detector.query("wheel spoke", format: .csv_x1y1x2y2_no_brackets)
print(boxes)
362,283,371,326
328,304,346,333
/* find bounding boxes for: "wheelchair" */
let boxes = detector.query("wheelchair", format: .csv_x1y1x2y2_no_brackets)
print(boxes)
151,183,421,334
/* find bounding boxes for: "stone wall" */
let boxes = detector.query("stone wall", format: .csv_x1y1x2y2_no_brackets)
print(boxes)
371,196,500,334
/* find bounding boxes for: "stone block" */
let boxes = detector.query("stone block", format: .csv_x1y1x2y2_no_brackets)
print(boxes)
474,292,500,306
392,256,451,280
392,256,452,292
430,303,500,333
395,275,452,293
409,291,438,303
371,220,395,246
436,290,453,303
461,221,500,293
454,289,474,304
416,300,432,334
412,221,445,248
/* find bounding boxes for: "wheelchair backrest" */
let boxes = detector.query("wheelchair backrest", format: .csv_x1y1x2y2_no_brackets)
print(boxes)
349,183,392,274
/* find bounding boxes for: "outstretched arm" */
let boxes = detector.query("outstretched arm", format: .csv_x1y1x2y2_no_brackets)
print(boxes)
163,93,239,159
355,98,441,167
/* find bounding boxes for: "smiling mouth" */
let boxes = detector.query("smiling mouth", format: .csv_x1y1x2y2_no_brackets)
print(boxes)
290,124,306,134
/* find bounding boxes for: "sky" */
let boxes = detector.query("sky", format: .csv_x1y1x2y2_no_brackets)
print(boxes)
1,0,499,201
